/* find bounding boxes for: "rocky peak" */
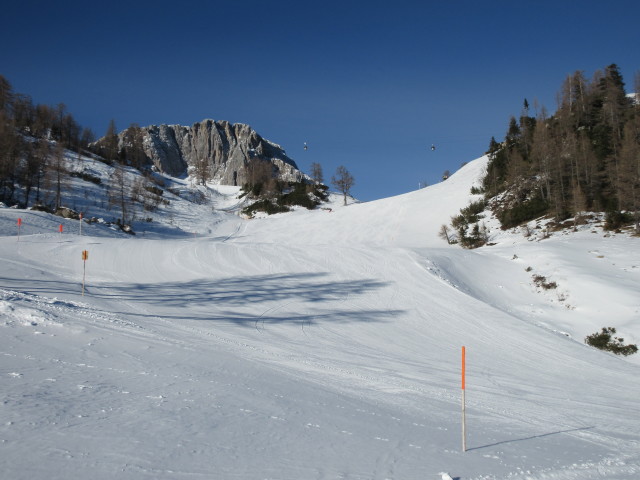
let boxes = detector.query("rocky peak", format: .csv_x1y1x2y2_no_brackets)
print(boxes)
119,119,306,186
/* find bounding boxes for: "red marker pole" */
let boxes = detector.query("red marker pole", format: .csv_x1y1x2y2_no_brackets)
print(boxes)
17,218,22,241
462,346,467,452
79,213,83,236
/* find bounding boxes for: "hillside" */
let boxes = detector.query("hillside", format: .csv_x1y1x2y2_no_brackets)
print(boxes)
481,64,640,232
1,154,639,480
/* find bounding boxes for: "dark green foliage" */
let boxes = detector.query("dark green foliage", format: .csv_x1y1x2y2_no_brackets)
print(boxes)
456,222,489,249
247,181,265,198
242,199,290,216
482,146,510,197
498,196,549,229
314,183,330,201
241,181,329,217
280,183,325,209
450,214,466,230
585,327,638,356
604,210,634,230
451,199,486,229
505,116,521,149
460,199,486,222
450,199,489,249
481,64,639,228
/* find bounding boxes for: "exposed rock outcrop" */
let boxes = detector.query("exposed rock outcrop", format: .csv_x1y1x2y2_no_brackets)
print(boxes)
119,119,305,186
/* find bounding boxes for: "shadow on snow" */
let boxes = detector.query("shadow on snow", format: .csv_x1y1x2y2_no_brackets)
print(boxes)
467,426,595,451
0,272,402,327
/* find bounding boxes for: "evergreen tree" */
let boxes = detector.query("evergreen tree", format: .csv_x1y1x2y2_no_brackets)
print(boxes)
0,75,13,113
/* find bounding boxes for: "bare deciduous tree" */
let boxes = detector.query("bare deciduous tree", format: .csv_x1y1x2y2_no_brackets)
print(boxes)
245,158,276,195
33,139,49,205
50,142,67,211
192,156,210,186
438,224,454,244
122,123,146,169
103,119,119,164
331,165,355,206
310,162,324,185
109,163,130,224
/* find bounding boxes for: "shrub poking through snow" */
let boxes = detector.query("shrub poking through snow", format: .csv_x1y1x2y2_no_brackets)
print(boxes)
532,274,557,290
585,327,638,356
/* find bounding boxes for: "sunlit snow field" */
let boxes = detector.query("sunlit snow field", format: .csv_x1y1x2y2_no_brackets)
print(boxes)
1,155,639,479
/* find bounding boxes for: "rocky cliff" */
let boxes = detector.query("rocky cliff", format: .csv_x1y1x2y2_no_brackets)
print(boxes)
119,119,305,186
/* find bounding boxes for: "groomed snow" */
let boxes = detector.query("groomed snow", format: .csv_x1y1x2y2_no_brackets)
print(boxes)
1,155,639,479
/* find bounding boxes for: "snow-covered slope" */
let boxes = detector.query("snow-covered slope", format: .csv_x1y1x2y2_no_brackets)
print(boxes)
1,155,639,480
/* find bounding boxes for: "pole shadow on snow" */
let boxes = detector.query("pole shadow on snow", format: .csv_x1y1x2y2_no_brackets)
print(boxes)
466,426,594,451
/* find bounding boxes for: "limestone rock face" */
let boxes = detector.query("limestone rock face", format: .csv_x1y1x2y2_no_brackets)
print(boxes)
125,119,305,185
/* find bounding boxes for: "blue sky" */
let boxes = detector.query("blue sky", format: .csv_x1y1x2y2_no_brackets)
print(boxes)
2,0,639,201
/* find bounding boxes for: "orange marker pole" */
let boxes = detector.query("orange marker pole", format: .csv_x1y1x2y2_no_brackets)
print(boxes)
462,346,467,452
82,250,88,295
17,218,22,242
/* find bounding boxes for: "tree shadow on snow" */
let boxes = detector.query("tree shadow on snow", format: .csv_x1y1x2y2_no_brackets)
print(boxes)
95,272,388,304
124,305,401,328
99,272,400,326
0,272,401,327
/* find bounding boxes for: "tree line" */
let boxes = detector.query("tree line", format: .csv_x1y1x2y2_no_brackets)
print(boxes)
0,74,97,208
0,74,160,225
483,64,639,231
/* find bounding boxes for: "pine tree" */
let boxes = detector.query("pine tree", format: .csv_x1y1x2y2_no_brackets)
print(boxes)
0,75,14,114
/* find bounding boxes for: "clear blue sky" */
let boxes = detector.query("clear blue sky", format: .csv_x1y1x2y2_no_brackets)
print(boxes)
2,0,639,201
